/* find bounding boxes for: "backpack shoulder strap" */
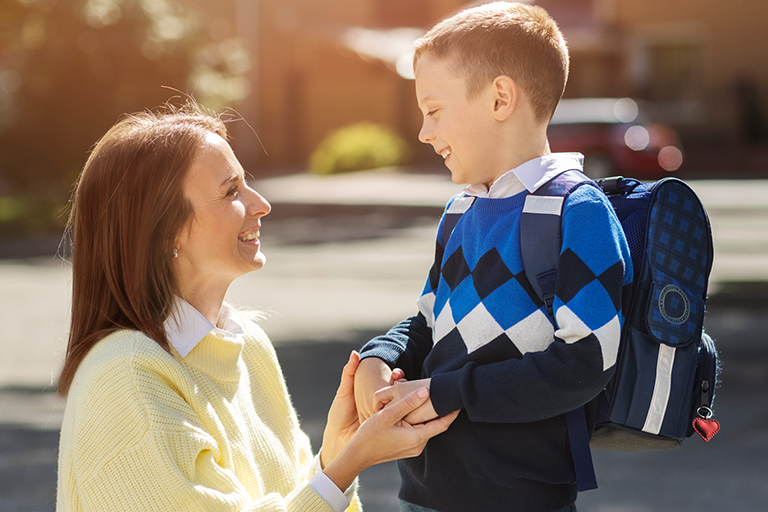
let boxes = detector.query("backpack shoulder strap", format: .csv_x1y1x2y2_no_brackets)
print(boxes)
520,168,599,492
520,169,595,321
442,194,477,247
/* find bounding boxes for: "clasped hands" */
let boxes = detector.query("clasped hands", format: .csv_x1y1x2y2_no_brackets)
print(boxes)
319,352,457,493
365,366,438,425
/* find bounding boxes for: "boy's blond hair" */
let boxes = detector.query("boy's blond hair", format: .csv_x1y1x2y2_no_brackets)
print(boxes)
413,1,569,123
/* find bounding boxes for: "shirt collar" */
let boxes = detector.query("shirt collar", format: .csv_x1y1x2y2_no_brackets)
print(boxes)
164,297,246,357
462,152,584,199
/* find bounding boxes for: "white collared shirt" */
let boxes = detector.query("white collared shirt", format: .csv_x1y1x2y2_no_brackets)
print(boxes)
163,298,353,512
462,152,585,199
164,297,246,357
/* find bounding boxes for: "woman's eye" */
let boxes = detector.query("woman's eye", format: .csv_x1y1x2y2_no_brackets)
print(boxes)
226,186,239,198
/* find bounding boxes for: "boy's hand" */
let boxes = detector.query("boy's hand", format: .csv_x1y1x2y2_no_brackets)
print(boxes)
374,378,439,424
354,357,402,422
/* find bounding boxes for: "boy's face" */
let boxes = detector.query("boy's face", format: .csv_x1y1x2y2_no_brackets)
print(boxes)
415,53,500,186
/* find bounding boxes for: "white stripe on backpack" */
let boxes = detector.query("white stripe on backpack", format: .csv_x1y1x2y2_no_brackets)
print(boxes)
643,345,677,435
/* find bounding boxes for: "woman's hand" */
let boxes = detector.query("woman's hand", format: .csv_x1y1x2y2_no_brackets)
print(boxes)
323,386,459,492
320,351,362,469
374,378,438,424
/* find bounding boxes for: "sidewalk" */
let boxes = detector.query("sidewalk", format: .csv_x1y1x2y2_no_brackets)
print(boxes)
1,168,767,511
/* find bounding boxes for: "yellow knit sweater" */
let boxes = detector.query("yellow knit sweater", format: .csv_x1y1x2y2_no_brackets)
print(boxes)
56,323,362,512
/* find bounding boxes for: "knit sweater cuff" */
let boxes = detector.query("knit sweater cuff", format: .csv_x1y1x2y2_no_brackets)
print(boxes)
429,368,465,416
358,346,398,368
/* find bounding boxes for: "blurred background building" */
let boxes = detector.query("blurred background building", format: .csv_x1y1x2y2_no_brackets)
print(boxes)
0,0,767,236
223,0,768,174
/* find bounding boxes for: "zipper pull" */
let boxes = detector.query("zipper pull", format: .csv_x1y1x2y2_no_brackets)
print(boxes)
701,379,711,408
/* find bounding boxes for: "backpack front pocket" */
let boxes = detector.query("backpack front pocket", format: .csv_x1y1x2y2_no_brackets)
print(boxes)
646,275,704,347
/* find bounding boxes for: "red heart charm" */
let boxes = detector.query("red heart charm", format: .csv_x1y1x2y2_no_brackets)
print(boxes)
692,417,720,441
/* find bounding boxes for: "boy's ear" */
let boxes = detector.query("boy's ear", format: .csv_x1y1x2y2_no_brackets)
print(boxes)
491,75,517,121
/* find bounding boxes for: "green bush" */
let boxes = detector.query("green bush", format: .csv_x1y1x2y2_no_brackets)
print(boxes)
0,196,69,238
309,122,411,175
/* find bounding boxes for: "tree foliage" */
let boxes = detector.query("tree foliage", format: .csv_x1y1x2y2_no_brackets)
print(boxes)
0,0,250,197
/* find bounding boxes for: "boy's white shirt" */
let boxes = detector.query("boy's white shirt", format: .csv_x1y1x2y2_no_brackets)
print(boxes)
462,152,585,198
164,297,354,512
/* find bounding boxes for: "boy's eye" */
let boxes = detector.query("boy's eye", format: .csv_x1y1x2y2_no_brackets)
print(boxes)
427,109,438,117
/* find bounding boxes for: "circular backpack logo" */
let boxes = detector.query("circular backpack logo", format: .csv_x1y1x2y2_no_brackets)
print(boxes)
658,284,690,325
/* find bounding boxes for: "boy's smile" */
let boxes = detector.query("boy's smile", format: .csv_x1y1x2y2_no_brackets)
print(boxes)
415,54,505,187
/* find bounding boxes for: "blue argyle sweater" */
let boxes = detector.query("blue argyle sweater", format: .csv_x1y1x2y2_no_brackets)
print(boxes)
360,182,632,512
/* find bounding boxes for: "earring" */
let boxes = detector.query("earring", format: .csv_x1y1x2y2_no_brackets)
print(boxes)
173,248,179,258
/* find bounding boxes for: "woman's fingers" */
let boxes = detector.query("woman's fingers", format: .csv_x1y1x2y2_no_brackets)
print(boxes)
377,386,430,423
374,395,458,461
416,410,459,437
320,351,364,469
397,410,459,460
335,350,360,399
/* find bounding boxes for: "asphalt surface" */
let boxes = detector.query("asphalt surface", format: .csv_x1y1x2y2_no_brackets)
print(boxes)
1,169,767,511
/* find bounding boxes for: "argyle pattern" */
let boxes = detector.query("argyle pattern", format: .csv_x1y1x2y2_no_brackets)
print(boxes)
417,187,631,373
423,245,555,357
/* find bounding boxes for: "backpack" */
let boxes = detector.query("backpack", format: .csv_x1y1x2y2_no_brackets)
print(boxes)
519,170,720,491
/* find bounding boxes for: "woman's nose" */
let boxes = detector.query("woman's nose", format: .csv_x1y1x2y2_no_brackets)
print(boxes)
247,189,271,217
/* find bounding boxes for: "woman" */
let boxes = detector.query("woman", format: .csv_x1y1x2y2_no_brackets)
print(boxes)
56,104,457,511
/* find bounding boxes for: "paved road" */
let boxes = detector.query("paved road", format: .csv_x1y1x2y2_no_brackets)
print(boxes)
1,170,767,511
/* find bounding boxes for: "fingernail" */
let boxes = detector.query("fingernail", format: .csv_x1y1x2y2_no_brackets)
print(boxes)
417,387,428,398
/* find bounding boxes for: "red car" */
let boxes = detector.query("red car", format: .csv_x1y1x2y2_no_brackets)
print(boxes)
547,98,684,179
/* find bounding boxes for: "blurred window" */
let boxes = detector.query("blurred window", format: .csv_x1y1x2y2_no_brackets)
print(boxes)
537,0,596,28
646,39,704,101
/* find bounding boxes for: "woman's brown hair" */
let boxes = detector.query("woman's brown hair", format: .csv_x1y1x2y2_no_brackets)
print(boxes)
58,104,228,396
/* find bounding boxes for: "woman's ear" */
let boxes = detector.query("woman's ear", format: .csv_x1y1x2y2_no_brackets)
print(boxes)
491,75,517,121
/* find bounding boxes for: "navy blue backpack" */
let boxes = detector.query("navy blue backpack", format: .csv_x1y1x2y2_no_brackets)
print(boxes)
520,171,720,491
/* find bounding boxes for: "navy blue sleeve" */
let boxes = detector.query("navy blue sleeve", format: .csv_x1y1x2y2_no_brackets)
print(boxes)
359,313,433,379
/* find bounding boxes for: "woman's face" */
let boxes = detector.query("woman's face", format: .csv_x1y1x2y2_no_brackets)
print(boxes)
175,132,271,292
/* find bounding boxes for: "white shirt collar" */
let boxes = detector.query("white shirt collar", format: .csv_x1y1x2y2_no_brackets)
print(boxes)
164,297,246,357
462,152,584,199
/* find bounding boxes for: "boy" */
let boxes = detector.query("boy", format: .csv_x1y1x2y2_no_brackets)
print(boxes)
354,3,632,512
